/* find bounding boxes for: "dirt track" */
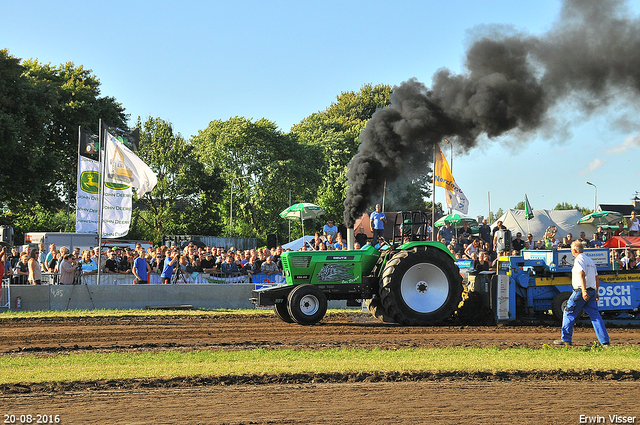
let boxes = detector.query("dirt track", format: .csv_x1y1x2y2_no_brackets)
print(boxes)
1,312,639,424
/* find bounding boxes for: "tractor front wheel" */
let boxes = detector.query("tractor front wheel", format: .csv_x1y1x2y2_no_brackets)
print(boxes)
287,284,328,325
273,301,294,323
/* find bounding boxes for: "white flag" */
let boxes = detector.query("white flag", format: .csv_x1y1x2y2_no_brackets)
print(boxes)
444,184,469,215
105,130,157,198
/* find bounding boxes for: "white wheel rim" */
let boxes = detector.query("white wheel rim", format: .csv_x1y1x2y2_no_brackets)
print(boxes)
400,263,449,313
299,294,319,316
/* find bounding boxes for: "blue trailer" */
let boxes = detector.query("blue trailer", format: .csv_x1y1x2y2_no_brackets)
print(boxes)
493,248,640,324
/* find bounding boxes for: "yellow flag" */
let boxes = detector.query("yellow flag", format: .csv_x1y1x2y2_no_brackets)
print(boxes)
434,144,455,192
434,144,469,214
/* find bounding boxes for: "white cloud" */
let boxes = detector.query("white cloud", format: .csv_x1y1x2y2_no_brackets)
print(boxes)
607,133,640,155
583,158,606,174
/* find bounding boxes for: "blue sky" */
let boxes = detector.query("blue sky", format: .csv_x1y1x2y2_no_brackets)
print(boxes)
4,0,640,220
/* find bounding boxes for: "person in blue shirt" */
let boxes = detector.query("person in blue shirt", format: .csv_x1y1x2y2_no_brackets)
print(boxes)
132,248,149,284
333,233,347,250
323,220,339,239
160,251,179,284
79,250,98,283
370,204,387,242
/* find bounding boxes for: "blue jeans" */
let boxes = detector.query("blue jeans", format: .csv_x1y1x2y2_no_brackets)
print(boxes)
561,289,610,344
372,229,385,241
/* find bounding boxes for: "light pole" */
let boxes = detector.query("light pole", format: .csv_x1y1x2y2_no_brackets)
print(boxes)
230,176,250,236
586,181,597,211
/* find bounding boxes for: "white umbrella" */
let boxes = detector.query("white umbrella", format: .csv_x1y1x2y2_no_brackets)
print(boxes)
282,235,315,251
577,211,624,226
279,203,325,239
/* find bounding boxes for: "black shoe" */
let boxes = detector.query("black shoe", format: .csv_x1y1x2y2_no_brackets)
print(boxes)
553,340,572,346
601,342,611,348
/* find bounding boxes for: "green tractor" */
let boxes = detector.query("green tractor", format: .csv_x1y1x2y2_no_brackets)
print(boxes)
251,212,463,325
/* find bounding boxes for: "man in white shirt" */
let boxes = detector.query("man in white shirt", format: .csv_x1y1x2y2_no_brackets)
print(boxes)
554,241,610,346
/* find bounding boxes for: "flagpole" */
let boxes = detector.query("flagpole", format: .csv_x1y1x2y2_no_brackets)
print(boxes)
288,189,291,242
71,126,82,232
382,179,387,212
524,193,531,235
97,119,105,286
432,145,436,241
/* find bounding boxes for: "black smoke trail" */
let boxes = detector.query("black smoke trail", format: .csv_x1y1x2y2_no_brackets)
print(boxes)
344,0,640,226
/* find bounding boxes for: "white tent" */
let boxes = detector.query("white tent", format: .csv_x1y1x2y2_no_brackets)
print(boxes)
491,209,597,240
282,235,315,251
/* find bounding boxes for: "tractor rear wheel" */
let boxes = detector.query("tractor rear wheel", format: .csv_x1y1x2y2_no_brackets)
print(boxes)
552,292,571,321
379,247,462,325
552,291,587,321
273,301,294,323
364,298,396,323
287,284,328,325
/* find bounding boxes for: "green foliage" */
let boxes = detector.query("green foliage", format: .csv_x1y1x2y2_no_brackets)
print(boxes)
554,202,592,215
21,57,126,205
127,117,225,244
383,174,433,213
291,84,392,222
424,202,445,218
0,50,126,213
2,205,73,243
193,117,320,242
0,49,57,209
488,208,504,223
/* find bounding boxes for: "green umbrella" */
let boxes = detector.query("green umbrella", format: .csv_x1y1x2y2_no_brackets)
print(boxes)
577,211,624,225
280,203,325,239
434,212,478,228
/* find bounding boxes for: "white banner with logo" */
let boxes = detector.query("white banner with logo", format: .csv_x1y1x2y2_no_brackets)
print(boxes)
105,130,157,198
76,156,132,238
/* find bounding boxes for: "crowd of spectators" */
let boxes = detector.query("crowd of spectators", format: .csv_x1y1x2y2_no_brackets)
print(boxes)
1,241,293,285
434,218,640,272
3,214,640,285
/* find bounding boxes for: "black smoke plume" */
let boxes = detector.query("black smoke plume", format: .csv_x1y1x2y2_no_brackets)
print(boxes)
344,0,640,227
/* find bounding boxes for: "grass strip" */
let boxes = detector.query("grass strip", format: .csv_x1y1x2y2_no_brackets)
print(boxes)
0,346,637,385
0,308,270,319
0,308,357,320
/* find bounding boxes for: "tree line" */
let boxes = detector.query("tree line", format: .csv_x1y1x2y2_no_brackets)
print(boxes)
1,50,441,246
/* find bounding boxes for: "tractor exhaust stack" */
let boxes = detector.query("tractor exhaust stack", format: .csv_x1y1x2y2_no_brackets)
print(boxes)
347,227,355,250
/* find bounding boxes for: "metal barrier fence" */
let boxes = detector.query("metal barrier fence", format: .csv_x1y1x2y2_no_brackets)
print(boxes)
7,272,285,286
0,278,9,309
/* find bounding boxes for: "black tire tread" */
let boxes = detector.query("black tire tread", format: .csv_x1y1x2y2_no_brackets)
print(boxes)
551,292,571,321
379,246,462,325
364,298,396,323
273,302,294,323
